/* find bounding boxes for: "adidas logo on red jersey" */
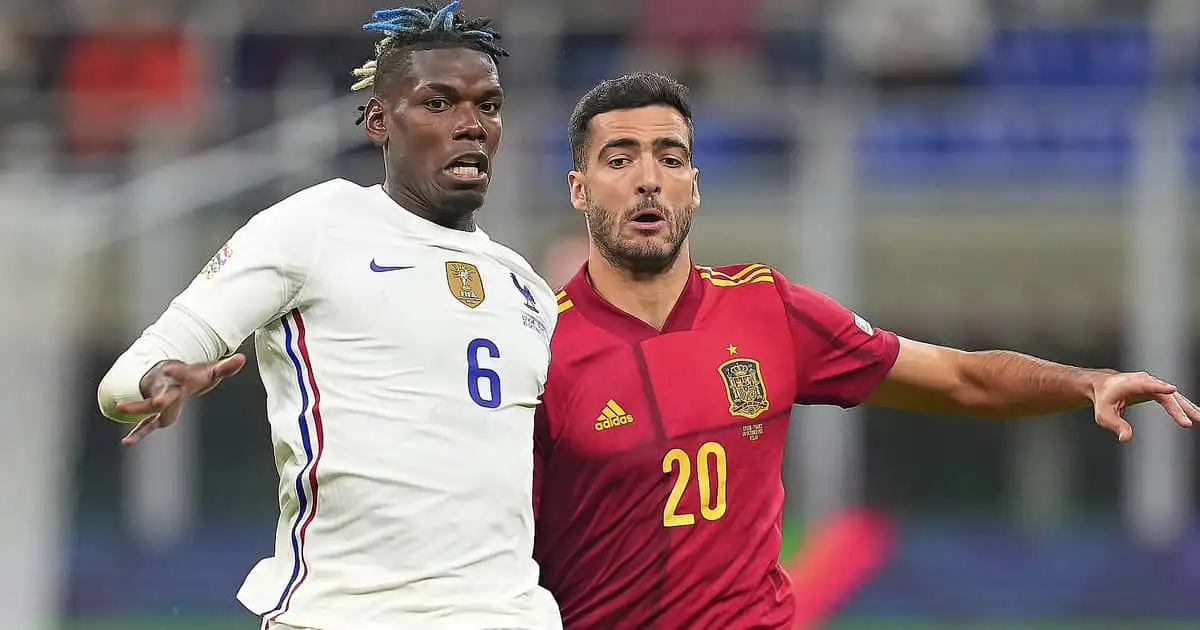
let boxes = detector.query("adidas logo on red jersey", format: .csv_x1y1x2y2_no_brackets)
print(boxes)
595,399,634,431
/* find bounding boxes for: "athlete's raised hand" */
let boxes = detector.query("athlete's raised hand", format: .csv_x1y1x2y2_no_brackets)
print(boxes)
116,354,246,446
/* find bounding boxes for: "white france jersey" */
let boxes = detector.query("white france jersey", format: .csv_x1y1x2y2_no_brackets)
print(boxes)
178,179,559,630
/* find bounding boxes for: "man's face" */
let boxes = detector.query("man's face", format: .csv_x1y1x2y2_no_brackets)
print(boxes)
568,105,700,275
364,47,503,218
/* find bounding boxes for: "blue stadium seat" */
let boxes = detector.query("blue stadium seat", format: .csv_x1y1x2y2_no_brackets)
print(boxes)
858,95,1135,182
975,26,1150,88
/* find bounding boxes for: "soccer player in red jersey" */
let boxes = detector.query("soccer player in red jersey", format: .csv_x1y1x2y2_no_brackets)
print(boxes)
532,72,1200,630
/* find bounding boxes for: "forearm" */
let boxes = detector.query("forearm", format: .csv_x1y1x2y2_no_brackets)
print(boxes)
955,350,1114,419
97,303,229,423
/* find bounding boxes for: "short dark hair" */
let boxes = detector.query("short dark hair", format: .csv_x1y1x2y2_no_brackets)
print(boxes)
567,72,694,171
351,1,508,124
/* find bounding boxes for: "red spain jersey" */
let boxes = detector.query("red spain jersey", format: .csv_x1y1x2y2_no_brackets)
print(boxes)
533,262,900,630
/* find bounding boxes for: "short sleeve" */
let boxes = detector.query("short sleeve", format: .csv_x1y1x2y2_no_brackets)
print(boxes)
774,271,900,408
173,203,320,352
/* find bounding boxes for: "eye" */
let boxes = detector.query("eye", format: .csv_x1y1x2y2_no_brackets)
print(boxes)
608,157,631,169
479,101,501,115
662,156,685,167
425,97,451,111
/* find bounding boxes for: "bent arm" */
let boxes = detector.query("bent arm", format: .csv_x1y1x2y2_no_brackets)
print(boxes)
97,304,233,423
864,337,1111,419
97,204,318,423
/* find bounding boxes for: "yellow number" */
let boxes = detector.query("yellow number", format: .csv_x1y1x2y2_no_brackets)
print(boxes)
696,441,727,521
661,441,727,528
662,448,695,527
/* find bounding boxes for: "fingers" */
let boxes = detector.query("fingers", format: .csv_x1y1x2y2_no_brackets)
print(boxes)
1154,393,1193,429
1178,393,1200,424
1146,380,1178,395
1096,411,1133,442
160,362,190,382
1128,372,1177,396
116,357,241,446
162,354,246,397
119,394,185,446
211,353,247,380
192,354,247,397
115,392,177,416
122,415,162,446
1093,372,1198,441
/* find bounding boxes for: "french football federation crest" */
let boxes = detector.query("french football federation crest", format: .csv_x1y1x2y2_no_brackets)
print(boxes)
719,358,769,419
445,261,485,308
511,272,539,313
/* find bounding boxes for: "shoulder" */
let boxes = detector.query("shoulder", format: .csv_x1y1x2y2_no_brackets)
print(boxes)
695,262,779,289
695,263,788,310
554,287,577,319
271,177,361,215
693,263,867,329
489,243,541,282
245,178,353,234
489,243,555,301
698,263,843,308
548,287,592,360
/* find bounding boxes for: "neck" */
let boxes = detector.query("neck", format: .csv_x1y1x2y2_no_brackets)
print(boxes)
586,242,692,331
382,179,477,232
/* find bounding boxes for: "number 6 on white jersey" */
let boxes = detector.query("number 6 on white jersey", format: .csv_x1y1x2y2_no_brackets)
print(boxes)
467,337,501,408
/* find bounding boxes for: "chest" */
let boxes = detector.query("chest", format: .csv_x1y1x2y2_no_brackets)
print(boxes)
298,234,553,400
549,303,795,458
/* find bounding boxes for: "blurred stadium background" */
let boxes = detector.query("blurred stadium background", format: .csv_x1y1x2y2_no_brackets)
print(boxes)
1,0,1198,628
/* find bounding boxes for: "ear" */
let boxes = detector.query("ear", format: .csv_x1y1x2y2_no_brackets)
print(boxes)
691,167,701,208
568,170,588,213
363,96,388,148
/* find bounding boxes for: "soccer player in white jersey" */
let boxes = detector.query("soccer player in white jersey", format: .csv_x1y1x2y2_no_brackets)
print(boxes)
96,3,562,629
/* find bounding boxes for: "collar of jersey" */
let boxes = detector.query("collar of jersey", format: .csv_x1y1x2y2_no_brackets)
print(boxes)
372,184,491,249
562,261,704,344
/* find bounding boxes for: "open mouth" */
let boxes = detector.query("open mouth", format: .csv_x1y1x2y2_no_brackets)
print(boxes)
627,207,667,233
630,208,665,224
443,152,489,181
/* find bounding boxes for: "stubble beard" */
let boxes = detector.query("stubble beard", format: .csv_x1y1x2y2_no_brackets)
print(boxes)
585,197,694,276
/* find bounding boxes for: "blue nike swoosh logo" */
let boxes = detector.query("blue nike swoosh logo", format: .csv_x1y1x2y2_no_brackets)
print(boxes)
370,260,415,272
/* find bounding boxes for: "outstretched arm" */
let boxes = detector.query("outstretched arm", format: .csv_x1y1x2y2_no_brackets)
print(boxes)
865,338,1199,441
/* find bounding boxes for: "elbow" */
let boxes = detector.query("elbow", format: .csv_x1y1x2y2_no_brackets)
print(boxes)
945,352,1005,419
948,386,1007,419
948,352,1017,420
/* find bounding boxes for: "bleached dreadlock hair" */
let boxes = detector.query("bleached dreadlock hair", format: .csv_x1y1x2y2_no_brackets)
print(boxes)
352,0,508,125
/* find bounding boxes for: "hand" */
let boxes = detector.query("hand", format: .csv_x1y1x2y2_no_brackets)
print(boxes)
115,354,247,446
1090,371,1199,442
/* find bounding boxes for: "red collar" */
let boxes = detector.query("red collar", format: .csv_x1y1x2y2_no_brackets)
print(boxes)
562,261,704,344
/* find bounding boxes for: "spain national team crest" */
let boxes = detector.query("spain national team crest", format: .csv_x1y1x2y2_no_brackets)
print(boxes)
719,358,770,419
445,261,485,308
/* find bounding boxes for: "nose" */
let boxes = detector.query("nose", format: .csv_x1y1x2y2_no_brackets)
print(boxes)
452,105,487,143
635,158,662,197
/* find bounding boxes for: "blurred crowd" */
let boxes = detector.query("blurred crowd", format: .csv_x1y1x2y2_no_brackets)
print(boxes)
2,0,1198,175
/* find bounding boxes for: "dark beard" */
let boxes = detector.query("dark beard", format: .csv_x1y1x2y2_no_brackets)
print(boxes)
586,197,693,275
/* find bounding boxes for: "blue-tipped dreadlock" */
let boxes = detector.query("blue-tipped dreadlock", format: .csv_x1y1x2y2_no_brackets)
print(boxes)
351,0,508,124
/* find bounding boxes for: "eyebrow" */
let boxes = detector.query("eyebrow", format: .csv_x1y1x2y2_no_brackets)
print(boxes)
418,82,504,100
598,136,691,158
